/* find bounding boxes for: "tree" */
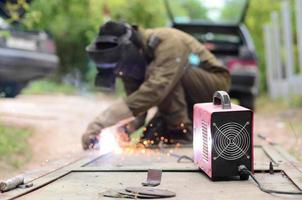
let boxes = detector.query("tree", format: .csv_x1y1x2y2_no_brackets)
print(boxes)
246,0,280,92
22,0,104,75
21,0,167,77
220,0,247,23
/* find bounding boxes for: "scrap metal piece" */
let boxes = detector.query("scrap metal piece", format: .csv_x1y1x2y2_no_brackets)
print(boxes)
102,189,161,199
102,190,132,198
0,175,24,192
142,169,162,187
117,190,161,199
126,187,176,198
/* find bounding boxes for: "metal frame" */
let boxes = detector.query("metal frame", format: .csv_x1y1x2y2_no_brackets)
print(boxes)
2,144,302,200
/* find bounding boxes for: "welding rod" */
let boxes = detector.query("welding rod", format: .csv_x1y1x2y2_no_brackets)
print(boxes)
0,175,24,192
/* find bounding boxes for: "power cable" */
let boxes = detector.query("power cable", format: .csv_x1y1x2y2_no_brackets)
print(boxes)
238,165,302,195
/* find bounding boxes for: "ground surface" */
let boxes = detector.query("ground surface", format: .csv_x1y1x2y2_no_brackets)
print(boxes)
0,94,112,179
0,94,301,179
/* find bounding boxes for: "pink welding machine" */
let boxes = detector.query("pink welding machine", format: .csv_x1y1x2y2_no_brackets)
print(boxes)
193,91,254,180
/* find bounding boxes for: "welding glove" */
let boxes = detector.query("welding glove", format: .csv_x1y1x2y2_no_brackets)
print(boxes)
82,99,134,150
121,113,147,135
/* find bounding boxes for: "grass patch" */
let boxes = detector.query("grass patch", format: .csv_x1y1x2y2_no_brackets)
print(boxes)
0,123,32,168
256,94,302,113
23,79,76,95
288,95,302,108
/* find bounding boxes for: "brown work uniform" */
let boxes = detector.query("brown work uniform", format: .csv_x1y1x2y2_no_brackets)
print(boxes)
120,28,231,130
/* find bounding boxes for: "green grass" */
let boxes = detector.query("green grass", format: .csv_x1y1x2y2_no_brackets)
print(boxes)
23,79,77,95
256,94,302,113
0,123,32,168
23,78,126,97
288,95,302,108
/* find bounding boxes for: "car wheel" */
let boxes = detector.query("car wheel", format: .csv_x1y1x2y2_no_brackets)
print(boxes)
239,94,255,110
3,83,24,98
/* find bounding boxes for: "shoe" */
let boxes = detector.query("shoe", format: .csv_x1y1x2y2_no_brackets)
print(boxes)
139,115,192,147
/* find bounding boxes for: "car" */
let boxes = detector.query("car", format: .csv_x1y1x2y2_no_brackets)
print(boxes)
164,0,258,110
0,1,58,98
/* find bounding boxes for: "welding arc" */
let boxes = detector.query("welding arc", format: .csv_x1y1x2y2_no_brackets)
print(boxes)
213,122,250,161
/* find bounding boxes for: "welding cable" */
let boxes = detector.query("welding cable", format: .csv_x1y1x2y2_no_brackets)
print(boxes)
238,165,302,195
176,155,194,163
169,153,194,163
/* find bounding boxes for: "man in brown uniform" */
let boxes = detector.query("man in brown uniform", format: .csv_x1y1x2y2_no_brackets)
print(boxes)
82,21,230,150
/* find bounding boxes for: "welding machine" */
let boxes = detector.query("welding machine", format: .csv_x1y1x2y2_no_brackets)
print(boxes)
193,91,253,180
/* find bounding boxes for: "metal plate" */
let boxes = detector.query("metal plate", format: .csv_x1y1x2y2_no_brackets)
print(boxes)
15,171,300,200
83,148,197,171
2,144,302,200
83,146,275,172
142,169,162,187
6,37,37,51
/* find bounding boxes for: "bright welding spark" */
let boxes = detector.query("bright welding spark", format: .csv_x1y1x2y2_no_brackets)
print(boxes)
96,117,161,157
98,126,122,155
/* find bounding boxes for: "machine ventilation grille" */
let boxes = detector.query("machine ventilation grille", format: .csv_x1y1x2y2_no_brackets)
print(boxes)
202,120,208,162
213,122,250,161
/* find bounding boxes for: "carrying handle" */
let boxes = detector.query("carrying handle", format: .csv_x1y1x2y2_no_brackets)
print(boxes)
213,91,231,109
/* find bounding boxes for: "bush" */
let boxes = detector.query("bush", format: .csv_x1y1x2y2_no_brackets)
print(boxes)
0,123,32,168
23,79,76,95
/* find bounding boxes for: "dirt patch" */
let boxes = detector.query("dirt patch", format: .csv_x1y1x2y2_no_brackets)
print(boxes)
0,94,115,179
255,106,302,160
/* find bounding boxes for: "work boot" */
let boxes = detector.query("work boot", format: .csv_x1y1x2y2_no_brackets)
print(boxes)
139,114,193,147
165,125,193,145
139,114,166,146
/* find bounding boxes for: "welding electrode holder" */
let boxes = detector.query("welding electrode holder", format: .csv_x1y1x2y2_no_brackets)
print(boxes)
213,91,232,109
89,137,100,150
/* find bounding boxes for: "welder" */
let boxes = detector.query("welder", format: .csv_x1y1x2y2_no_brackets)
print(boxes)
82,21,230,150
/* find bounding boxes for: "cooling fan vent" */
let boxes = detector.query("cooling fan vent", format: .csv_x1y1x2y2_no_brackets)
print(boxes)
213,122,250,161
201,120,208,162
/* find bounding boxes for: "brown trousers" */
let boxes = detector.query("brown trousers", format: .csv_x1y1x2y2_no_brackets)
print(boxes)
157,67,230,129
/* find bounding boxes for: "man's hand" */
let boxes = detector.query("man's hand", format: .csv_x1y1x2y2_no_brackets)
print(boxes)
82,133,100,150
81,99,134,150
82,122,102,150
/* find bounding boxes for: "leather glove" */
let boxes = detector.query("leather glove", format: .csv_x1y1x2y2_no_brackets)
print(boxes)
81,122,103,150
122,113,147,135
81,99,134,150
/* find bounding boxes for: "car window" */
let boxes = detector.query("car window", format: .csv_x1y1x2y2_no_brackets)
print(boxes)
0,17,9,29
166,0,248,24
193,32,241,44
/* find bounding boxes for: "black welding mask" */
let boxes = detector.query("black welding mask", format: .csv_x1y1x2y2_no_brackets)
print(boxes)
86,21,147,91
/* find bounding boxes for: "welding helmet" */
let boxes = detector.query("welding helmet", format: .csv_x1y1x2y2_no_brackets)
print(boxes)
86,21,147,91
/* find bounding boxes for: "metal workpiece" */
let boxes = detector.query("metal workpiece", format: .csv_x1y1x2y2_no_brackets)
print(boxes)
0,175,24,192
142,169,162,187
1,144,302,200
